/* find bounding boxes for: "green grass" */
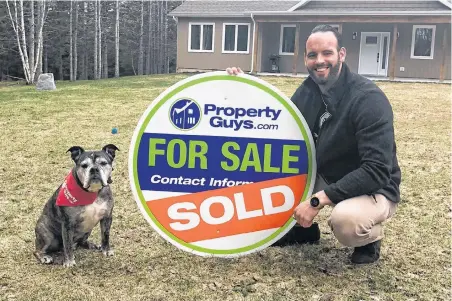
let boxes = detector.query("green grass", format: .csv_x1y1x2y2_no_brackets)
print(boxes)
0,74,450,301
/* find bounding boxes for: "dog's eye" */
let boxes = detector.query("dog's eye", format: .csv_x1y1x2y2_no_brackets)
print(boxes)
100,161,108,166
81,164,89,169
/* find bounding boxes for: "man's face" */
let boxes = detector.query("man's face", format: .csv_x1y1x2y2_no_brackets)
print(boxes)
304,31,346,86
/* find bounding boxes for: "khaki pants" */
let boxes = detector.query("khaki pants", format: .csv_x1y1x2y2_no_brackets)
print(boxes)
313,175,397,247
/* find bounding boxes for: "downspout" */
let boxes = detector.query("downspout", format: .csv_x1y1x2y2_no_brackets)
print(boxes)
172,16,178,72
250,12,255,74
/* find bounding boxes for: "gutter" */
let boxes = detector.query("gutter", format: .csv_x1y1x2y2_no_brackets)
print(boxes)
249,10,452,16
250,12,255,74
169,10,451,17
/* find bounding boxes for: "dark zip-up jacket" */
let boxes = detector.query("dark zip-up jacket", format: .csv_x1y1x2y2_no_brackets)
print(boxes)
291,63,401,204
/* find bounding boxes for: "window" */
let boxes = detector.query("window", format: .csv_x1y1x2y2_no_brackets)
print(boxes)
411,25,436,59
366,36,378,44
329,24,340,32
223,23,250,53
189,23,214,52
279,25,296,55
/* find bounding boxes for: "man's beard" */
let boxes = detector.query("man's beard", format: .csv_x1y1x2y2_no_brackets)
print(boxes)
308,59,341,87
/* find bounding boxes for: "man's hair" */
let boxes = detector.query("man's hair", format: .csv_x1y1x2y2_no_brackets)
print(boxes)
310,24,343,50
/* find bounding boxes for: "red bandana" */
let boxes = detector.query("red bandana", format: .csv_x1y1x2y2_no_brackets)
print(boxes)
56,172,98,206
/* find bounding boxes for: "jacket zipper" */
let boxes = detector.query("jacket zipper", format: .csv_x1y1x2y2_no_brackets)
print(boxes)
316,93,331,147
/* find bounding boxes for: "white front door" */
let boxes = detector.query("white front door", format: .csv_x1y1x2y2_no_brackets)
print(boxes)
358,32,390,76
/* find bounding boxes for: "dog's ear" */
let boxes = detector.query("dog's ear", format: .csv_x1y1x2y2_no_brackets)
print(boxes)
67,146,85,163
102,144,120,160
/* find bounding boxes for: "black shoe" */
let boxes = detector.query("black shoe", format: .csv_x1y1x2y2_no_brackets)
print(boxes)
272,223,320,247
351,240,381,264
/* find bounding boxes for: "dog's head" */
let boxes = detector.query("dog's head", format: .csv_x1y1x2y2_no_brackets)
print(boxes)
67,144,120,192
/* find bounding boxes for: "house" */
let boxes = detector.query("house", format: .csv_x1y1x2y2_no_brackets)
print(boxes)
168,0,451,81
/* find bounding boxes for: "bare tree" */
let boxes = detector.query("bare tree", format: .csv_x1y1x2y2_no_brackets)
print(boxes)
6,0,46,84
35,0,43,81
29,0,34,77
94,0,98,79
115,0,119,78
74,2,78,80
103,34,108,78
81,1,88,80
145,0,151,74
138,0,144,75
164,0,168,73
97,0,102,79
69,0,73,81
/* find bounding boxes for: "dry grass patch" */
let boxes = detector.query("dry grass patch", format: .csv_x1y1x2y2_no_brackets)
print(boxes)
0,74,450,301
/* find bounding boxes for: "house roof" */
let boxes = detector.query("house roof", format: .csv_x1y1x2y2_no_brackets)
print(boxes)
169,0,452,17
292,0,451,12
169,1,300,17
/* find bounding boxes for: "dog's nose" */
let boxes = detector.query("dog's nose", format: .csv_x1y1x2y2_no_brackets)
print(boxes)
90,167,99,174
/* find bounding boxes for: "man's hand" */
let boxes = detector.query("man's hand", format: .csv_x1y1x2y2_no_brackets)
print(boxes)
293,190,333,228
226,67,243,75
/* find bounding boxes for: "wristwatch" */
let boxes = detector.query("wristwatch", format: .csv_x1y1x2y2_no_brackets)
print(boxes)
310,196,320,208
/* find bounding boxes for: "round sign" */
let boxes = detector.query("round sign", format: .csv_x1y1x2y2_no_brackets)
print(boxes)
129,71,316,257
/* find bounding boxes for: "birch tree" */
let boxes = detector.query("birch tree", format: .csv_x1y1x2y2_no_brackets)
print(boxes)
35,0,43,81
138,0,144,75
74,1,78,80
69,0,73,81
29,0,34,78
6,0,46,84
97,0,102,79
94,0,98,79
115,0,119,78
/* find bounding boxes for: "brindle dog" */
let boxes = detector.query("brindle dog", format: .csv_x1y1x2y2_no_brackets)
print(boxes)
34,144,119,267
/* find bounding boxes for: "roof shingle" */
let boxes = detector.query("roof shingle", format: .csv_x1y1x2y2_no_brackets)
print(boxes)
169,0,299,16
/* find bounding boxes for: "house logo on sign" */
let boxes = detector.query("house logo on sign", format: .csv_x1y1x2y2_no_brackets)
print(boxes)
169,98,202,130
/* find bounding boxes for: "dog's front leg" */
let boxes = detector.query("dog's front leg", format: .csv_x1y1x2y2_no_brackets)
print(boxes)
61,222,76,267
100,215,114,257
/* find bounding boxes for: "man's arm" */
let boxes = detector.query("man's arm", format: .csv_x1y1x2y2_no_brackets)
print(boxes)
324,90,395,203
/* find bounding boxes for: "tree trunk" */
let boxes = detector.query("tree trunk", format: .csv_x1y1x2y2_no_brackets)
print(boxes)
146,0,152,75
138,0,144,75
98,0,102,79
103,38,108,78
29,0,35,78
59,48,63,80
44,44,48,73
114,0,119,78
74,2,78,80
94,0,98,79
160,1,164,74
156,1,161,74
35,0,43,81
70,0,73,81
164,0,168,73
82,1,87,80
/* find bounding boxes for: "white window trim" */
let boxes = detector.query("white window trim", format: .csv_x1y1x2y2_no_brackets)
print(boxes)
279,24,296,55
222,23,251,54
188,22,215,53
410,25,436,60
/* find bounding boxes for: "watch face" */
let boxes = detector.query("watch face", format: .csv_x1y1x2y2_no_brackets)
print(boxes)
310,197,320,207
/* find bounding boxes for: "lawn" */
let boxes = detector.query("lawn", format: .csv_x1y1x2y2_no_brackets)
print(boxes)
0,74,450,301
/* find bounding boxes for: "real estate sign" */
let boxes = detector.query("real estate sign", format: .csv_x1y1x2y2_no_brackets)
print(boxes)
129,71,316,257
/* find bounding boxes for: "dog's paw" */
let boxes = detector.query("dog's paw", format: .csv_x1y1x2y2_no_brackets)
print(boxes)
88,242,101,251
102,249,114,257
40,255,54,264
63,259,76,268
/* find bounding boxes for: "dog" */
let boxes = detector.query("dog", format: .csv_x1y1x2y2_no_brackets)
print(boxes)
34,144,119,267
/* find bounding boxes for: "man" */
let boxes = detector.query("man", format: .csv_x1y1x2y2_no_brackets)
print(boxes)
227,25,401,264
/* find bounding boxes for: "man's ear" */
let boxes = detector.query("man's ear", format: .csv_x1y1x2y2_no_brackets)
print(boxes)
102,144,120,160
67,146,85,163
339,47,346,63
